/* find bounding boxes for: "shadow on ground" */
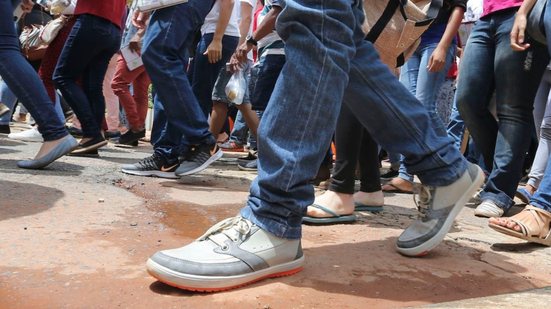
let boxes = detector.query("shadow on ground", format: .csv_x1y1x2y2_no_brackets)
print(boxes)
0,180,63,220
146,237,539,305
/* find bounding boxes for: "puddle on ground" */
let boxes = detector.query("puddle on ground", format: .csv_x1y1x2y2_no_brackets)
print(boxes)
152,200,244,238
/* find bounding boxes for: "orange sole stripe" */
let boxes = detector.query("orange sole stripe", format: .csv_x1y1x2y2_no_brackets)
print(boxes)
148,267,303,293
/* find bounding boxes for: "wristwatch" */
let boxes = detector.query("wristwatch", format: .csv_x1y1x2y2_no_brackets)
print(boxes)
246,35,258,46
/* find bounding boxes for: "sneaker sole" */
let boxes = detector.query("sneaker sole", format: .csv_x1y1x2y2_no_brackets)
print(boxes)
121,168,179,179
146,255,304,292
396,165,485,257
237,164,257,171
176,149,223,176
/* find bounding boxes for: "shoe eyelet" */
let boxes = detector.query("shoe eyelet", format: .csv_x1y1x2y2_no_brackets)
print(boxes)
221,245,229,251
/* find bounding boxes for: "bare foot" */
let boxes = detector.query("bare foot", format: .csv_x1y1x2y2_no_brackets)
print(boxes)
488,217,522,232
33,135,71,160
353,190,384,206
79,137,94,144
306,190,354,218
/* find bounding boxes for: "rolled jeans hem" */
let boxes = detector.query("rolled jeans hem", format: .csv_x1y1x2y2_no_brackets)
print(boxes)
240,205,301,239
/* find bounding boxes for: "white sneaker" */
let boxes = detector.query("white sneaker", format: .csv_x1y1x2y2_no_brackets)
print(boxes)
474,199,504,218
8,127,43,142
146,216,304,292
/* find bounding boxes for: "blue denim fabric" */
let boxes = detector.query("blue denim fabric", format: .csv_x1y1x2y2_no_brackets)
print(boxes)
251,54,286,111
0,0,67,141
456,9,549,211
447,96,464,150
240,0,467,239
398,42,456,182
191,33,239,116
531,156,551,212
0,80,17,125
229,111,248,145
53,14,121,139
142,0,215,160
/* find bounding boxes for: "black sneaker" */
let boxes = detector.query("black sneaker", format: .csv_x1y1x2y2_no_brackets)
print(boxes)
237,151,257,165
121,153,179,179
118,129,145,145
237,158,257,171
175,143,223,176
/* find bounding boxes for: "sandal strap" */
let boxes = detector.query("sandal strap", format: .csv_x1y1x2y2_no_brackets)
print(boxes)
510,206,551,238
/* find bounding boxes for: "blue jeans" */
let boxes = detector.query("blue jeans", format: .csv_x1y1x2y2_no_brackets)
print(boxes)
0,0,67,141
0,80,17,125
192,33,239,117
229,111,248,145
398,42,455,182
531,155,551,212
142,1,215,160
53,14,121,139
456,9,549,210
240,0,467,239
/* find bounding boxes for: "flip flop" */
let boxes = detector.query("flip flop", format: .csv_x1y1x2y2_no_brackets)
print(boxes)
354,202,383,212
515,188,532,204
302,204,356,224
381,182,414,194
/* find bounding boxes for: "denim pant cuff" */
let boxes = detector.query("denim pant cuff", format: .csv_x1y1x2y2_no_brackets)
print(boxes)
398,172,414,183
240,206,302,240
530,201,551,213
42,130,69,142
480,191,514,210
416,157,468,187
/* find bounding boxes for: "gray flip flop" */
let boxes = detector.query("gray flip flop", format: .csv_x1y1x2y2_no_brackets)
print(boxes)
302,204,356,224
354,202,383,212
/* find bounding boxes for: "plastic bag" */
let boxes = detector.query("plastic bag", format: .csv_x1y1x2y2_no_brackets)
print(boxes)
225,69,247,105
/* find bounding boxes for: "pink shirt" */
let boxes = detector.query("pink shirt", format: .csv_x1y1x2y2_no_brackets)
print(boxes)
482,0,523,17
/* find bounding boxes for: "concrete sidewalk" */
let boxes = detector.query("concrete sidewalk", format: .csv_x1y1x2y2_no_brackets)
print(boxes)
1,130,550,308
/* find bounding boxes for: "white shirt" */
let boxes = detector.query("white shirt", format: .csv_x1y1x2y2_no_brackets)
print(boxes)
201,0,241,37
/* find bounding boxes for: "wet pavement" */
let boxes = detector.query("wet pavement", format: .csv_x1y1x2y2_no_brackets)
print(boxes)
1,126,551,308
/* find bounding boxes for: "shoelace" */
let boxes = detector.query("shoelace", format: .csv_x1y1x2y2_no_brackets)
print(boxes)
186,146,209,163
413,185,432,219
198,216,252,242
139,154,161,169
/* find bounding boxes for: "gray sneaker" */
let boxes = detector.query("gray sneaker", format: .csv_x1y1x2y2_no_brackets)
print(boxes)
175,143,223,176
146,216,304,292
396,162,484,257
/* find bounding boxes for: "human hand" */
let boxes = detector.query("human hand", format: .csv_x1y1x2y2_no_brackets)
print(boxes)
132,11,149,29
510,13,530,51
21,0,34,13
204,39,223,64
427,46,447,72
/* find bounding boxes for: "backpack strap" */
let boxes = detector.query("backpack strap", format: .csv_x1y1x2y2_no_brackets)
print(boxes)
365,0,402,43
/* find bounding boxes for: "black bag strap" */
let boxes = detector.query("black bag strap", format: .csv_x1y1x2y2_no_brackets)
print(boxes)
365,0,444,43
365,0,402,43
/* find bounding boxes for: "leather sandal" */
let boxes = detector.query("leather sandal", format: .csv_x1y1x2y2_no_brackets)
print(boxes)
489,205,551,246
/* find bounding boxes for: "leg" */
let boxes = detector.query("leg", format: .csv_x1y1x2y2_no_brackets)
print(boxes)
103,54,120,132
210,101,229,137
481,12,549,211
112,54,148,131
456,18,498,170
237,104,259,137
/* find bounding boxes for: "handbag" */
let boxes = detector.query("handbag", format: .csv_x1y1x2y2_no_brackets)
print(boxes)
137,0,189,12
362,0,443,68
527,0,547,45
19,25,48,61
40,15,68,44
